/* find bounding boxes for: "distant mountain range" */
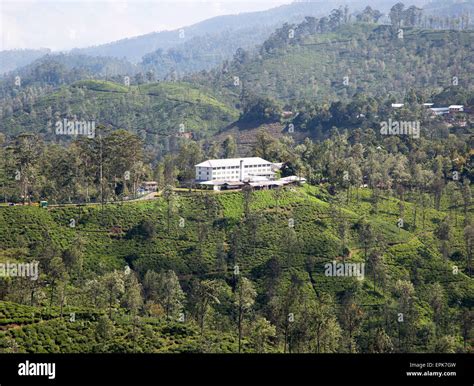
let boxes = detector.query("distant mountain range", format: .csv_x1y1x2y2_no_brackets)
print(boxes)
1,0,438,76
1,0,472,149
2,21,471,146
0,48,52,74
70,0,428,62
423,0,474,17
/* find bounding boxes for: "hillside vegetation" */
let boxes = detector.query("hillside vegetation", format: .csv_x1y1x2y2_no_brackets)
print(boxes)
194,23,473,105
0,1,472,355
1,22,472,146
1,185,472,353
0,80,239,143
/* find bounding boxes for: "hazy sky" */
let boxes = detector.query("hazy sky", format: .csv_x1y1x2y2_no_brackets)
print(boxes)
0,0,294,51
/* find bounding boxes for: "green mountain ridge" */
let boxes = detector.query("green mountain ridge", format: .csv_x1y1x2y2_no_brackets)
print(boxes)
0,80,239,147
195,24,474,106
2,24,472,148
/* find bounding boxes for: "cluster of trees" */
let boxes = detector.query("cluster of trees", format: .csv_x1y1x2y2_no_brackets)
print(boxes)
1,85,471,205
259,7,352,55
356,6,383,23
389,2,471,30
0,127,247,202
191,10,473,108
239,94,282,124
247,127,471,218
389,3,423,29
1,259,340,353
248,2,471,57
0,129,146,204
288,88,472,139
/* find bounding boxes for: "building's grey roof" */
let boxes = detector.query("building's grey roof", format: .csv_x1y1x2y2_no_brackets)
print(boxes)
195,157,272,168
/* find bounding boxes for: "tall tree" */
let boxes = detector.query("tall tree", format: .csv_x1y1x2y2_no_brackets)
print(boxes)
234,277,257,353
339,296,363,353
390,3,405,29
101,271,125,318
222,136,237,158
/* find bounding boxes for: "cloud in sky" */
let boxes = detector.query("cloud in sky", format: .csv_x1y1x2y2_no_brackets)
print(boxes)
0,0,292,51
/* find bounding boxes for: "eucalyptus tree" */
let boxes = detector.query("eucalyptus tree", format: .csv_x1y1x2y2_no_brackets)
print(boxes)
234,277,257,353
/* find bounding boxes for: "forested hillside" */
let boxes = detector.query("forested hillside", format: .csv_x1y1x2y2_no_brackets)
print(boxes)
2,22,472,146
193,22,473,106
0,181,472,353
0,55,138,99
0,80,238,147
66,0,425,61
0,49,52,75
0,1,472,355
0,0,356,76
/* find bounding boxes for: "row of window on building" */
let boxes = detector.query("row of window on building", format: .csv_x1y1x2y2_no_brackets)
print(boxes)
210,164,270,170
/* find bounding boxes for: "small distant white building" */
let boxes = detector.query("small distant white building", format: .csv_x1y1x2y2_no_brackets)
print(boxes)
391,103,404,108
430,107,450,116
140,181,158,192
429,105,464,116
449,105,464,113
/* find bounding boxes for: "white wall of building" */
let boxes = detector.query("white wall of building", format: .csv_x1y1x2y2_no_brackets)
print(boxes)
195,158,274,181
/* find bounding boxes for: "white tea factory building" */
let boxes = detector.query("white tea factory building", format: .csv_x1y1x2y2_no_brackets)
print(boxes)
195,157,305,190
195,157,274,181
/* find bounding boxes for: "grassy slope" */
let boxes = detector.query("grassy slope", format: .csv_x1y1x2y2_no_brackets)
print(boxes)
1,80,239,139
0,185,472,352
